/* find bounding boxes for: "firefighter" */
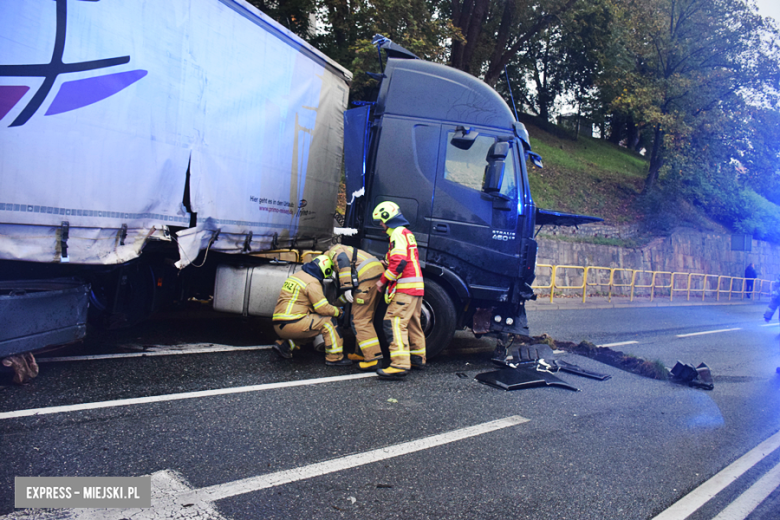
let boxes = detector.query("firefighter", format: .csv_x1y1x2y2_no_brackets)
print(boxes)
372,201,426,380
271,255,350,366
324,244,385,371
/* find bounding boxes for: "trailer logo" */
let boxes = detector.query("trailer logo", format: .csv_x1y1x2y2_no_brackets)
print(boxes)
0,0,147,127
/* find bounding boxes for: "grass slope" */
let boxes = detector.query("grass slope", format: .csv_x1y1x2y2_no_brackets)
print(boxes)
525,121,648,225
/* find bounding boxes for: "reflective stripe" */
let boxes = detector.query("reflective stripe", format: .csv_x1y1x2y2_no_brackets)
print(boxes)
312,298,329,309
384,270,399,281
393,316,404,349
397,283,424,290
272,313,306,321
357,258,381,273
359,337,380,349
323,322,341,353
410,348,425,355
397,277,424,284
390,351,409,358
283,283,303,317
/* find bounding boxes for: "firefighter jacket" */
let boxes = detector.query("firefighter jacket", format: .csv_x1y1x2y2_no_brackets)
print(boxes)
272,271,341,322
380,226,424,296
325,245,384,290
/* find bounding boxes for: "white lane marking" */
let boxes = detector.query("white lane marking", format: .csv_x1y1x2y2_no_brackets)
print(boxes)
181,415,529,504
0,373,377,421
652,429,780,520
761,323,778,327
598,341,639,347
38,344,271,362
676,328,741,338
712,459,780,520
2,417,530,520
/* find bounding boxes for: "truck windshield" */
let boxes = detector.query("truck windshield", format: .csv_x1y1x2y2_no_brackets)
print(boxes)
444,133,516,199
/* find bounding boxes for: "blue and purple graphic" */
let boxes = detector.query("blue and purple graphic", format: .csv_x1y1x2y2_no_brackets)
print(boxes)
0,0,147,126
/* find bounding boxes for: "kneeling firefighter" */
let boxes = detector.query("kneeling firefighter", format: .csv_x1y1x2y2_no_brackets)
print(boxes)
272,255,350,366
325,244,385,370
372,201,426,380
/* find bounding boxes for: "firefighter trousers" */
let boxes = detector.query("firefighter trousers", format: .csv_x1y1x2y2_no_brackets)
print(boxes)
382,292,425,370
274,314,344,363
351,278,382,361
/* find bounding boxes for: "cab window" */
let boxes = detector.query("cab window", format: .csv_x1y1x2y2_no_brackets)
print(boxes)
444,133,517,199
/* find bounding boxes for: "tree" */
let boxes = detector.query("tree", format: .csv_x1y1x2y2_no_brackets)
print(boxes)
448,0,580,87
608,0,780,193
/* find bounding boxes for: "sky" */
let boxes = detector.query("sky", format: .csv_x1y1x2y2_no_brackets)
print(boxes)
755,0,780,25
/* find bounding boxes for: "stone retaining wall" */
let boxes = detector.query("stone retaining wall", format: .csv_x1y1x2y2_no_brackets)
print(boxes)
536,228,780,291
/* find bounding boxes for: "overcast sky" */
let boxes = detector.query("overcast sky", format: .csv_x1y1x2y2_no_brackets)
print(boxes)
755,0,780,25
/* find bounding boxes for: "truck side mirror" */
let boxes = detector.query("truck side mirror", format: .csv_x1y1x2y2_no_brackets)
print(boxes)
451,127,479,150
483,141,509,193
527,151,543,168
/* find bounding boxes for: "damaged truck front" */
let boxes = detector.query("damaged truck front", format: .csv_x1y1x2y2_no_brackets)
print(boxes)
0,0,599,370
341,48,601,357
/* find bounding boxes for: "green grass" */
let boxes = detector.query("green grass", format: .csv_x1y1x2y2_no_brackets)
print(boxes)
525,122,649,225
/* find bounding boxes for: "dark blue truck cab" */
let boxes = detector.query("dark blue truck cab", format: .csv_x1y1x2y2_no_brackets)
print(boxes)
344,56,599,356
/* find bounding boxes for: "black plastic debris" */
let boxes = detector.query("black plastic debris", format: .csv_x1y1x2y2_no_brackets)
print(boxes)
669,361,714,390
476,366,579,392
555,359,612,381
492,342,556,367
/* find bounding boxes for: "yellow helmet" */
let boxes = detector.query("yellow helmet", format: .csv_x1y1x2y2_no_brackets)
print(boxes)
311,255,334,278
372,201,401,224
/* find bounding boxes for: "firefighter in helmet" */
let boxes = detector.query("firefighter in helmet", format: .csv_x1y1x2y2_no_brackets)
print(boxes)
372,201,426,379
272,255,349,366
324,244,385,370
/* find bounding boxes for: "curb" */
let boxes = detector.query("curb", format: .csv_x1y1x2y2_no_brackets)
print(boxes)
526,299,767,311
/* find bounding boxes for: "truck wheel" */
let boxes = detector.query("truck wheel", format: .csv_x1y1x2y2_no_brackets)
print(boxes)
421,278,457,358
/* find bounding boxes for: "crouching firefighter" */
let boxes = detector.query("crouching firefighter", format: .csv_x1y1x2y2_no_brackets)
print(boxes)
272,255,350,366
325,244,385,371
372,201,426,380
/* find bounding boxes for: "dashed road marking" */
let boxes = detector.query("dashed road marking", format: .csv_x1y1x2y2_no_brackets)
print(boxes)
598,341,639,347
3,416,530,519
677,328,742,338
0,373,377,421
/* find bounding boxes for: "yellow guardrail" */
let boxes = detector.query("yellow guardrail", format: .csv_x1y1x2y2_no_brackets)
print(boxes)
532,264,775,303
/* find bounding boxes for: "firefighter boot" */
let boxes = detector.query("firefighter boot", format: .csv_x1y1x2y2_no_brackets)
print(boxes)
410,355,426,370
358,359,380,371
272,339,294,359
377,366,408,380
325,357,353,367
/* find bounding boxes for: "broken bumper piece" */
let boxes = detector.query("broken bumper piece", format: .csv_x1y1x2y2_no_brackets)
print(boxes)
476,366,579,392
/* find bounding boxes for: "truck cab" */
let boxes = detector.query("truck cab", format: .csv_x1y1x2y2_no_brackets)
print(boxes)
344,56,598,356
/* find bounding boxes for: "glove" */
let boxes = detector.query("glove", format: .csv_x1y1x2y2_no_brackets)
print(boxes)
344,290,354,303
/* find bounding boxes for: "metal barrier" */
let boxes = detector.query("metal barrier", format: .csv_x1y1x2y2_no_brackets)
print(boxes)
531,264,773,303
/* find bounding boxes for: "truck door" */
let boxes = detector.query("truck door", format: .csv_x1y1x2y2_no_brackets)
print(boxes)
428,127,521,293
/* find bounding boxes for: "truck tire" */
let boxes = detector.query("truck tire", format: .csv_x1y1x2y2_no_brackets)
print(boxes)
420,277,457,358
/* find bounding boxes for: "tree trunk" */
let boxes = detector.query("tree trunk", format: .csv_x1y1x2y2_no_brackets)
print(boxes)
643,124,665,193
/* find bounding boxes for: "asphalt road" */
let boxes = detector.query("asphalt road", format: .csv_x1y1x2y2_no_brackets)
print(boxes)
1,301,779,519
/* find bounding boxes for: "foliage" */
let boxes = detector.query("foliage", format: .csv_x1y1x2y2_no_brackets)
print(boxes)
604,0,780,194
250,0,780,243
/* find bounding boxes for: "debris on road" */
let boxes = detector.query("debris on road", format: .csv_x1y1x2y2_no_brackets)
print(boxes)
669,361,714,390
